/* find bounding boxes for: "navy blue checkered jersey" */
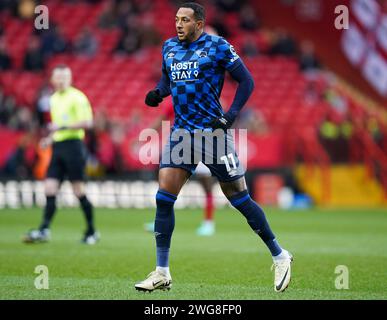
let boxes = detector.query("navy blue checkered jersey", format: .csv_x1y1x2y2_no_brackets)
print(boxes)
160,32,242,132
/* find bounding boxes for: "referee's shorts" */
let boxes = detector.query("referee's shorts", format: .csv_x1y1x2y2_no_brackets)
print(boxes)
46,139,88,182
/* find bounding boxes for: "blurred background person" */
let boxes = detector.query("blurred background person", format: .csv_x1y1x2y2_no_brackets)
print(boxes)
23,65,99,245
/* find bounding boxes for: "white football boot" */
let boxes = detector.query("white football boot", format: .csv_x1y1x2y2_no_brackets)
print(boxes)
135,270,172,292
272,251,293,292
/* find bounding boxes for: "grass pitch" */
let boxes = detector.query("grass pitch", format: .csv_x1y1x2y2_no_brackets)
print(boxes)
0,206,386,300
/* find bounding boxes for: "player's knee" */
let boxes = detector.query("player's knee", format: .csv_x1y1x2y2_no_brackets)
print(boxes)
73,190,84,198
44,179,59,196
220,177,247,199
71,182,85,198
227,190,251,208
158,180,180,196
156,189,177,207
158,167,189,195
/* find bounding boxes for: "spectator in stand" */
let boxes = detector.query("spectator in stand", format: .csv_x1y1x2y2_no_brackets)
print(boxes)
84,126,105,178
138,17,162,48
39,25,69,58
210,12,230,38
242,34,260,57
324,86,348,115
319,112,349,163
0,90,16,126
303,80,323,106
0,1,13,12
3,134,34,178
269,29,297,57
0,87,6,124
215,0,245,13
1,0,18,17
109,121,126,173
9,106,34,131
99,0,150,30
23,36,44,71
98,0,118,29
116,0,136,30
17,0,36,20
340,114,354,143
92,110,116,174
115,15,141,55
235,108,269,135
239,4,260,31
35,84,53,126
73,27,99,57
0,37,11,70
299,41,321,71
134,0,153,13
366,113,383,145
115,30,141,55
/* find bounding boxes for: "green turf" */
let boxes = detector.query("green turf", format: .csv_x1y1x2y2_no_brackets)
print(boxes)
0,206,386,300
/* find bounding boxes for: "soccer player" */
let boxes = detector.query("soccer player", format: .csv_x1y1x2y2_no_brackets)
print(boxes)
144,102,216,236
23,65,99,245
135,3,292,292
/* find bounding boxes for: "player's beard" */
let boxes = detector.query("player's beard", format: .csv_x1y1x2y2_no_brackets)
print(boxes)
186,28,198,43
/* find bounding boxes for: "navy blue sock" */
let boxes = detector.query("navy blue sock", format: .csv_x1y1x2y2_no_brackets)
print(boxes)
229,190,282,256
154,189,177,267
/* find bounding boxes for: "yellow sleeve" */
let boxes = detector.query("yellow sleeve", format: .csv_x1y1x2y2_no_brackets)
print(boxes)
75,91,93,122
49,94,59,124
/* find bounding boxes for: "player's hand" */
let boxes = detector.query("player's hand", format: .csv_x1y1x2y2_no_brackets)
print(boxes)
145,90,163,107
47,123,67,133
47,123,60,132
39,136,53,149
209,114,233,131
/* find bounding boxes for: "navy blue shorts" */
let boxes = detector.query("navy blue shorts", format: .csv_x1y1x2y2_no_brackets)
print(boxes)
160,129,245,182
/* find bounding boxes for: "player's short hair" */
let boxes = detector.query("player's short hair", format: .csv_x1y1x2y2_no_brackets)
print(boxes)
53,64,70,71
179,2,205,21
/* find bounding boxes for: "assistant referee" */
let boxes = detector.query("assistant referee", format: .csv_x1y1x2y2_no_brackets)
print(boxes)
23,65,99,245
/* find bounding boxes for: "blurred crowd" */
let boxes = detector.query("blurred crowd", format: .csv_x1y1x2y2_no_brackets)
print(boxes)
0,0,386,179
0,0,322,72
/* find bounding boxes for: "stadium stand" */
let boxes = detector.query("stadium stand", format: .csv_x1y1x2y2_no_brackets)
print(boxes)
0,0,386,206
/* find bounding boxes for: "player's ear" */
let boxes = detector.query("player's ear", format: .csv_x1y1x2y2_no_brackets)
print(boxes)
196,20,204,31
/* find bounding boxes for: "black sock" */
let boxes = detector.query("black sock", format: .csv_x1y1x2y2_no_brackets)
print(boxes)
39,196,56,230
78,195,95,235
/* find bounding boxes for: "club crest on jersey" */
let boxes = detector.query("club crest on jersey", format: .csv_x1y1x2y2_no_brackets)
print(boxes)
196,50,207,58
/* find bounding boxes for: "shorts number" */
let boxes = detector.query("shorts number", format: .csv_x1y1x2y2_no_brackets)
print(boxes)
220,153,237,172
